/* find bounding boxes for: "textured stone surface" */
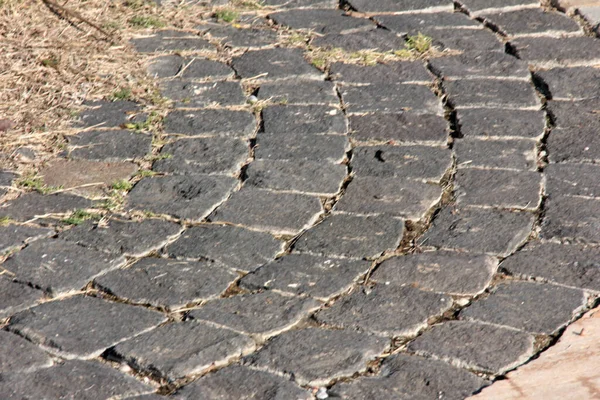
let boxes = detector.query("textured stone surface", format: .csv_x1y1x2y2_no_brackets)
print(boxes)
127,175,237,221
331,353,488,399
0,278,44,319
429,51,529,80
445,79,540,108
542,195,600,243
163,109,256,137
512,36,600,67
454,138,538,170
352,145,452,182
147,55,233,80
349,112,447,144
0,329,53,373
131,30,213,53
428,28,504,52
254,131,349,163
372,251,497,296
94,258,237,309
209,187,322,235
311,29,406,52
240,253,370,301
159,80,246,107
189,291,320,338
457,108,545,139
330,61,433,85
482,8,581,36
409,321,535,374
244,327,388,386
257,80,338,105
153,137,248,176
422,207,535,256
335,177,442,219
270,9,374,34
374,11,479,35
316,284,452,336
113,321,255,380
0,360,153,399
245,159,346,196
174,365,312,400
340,83,443,115
461,281,586,334
76,100,143,128
232,48,321,81
262,105,347,135
347,0,453,12
61,218,182,257
167,224,283,272
67,130,152,161
9,295,166,358
3,238,125,296
0,193,93,222
203,25,279,48
545,163,600,199
293,213,404,259
536,67,600,100
0,224,54,254
261,0,336,7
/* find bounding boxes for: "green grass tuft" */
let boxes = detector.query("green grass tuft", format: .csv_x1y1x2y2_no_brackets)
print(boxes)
128,15,165,29
62,209,101,225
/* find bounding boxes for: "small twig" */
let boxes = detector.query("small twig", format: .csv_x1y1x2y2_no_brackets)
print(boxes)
41,0,113,40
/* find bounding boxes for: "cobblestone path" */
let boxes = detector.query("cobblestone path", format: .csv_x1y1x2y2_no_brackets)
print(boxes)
1,0,600,398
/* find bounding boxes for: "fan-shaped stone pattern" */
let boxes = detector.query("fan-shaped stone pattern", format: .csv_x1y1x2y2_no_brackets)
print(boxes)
454,138,538,170
0,224,54,254
112,321,255,381
240,254,370,301
67,130,152,161
0,360,154,399
371,251,497,296
262,105,347,135
428,51,530,80
409,321,535,374
461,281,587,335
159,80,246,108
232,48,322,81
146,54,233,80
311,29,407,52
269,9,374,34
202,25,279,48
244,328,388,386
0,192,94,222
480,8,581,36
254,131,350,163
163,109,256,137
257,80,339,105
511,36,600,67
94,258,237,310
8,295,166,359
330,353,489,399
444,79,541,109
0,278,44,319
75,100,145,128
131,30,214,53
167,224,283,272
60,218,183,257
347,0,453,12
0,330,53,373
153,137,248,176
3,239,125,296
536,67,600,101
456,108,546,139
173,365,312,400
209,187,323,235
330,61,434,85
349,112,448,144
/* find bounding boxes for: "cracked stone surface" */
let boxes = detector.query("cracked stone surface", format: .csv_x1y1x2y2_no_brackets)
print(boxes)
0,224,54,254
232,48,321,81
0,329,53,373
262,105,347,135
163,109,255,137
75,100,144,128
254,131,349,163
203,25,279,48
456,108,546,139
0,192,94,222
257,80,339,105
0,278,44,319
536,67,600,101
147,55,233,80
330,61,433,85
454,138,538,170
67,129,152,161
340,83,443,114
429,50,530,80
349,112,447,144
445,79,541,109
481,8,581,36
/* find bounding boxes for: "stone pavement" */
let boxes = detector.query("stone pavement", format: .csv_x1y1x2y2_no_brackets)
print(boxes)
1,0,600,399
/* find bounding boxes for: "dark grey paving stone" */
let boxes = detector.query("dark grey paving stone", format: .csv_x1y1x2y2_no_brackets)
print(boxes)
461,281,586,334
0,224,54,254
261,0,336,7
347,0,453,12
269,9,374,34
67,130,152,162
293,213,404,259
153,137,248,176
0,171,15,197
457,108,545,139
0,278,44,319
60,218,183,257
331,353,488,400
445,79,540,109
75,100,142,128
244,327,388,386
8,295,166,358
255,131,350,163
94,258,237,310
240,253,370,301
330,61,433,85
127,175,237,222
0,193,94,222
203,25,279,48
454,168,541,210
159,80,246,107
316,285,452,336
482,8,581,36
428,28,504,52
459,0,539,15
147,55,233,80
422,207,535,256
335,177,442,219
311,29,406,52
3,239,125,296
131,31,213,53
536,67,600,101
113,321,255,380
429,50,529,80
232,48,321,81
164,109,256,137
552,98,598,130
167,224,283,272
352,145,452,182
542,195,600,244
349,112,447,144
0,329,53,373
512,37,600,67
209,187,323,235
173,365,312,400
371,251,497,296
257,80,338,105
189,291,320,338
545,163,600,198
0,360,154,399
501,241,600,292
454,138,538,170
245,159,347,196
340,83,443,114
374,12,479,35
262,105,347,135
408,321,534,374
